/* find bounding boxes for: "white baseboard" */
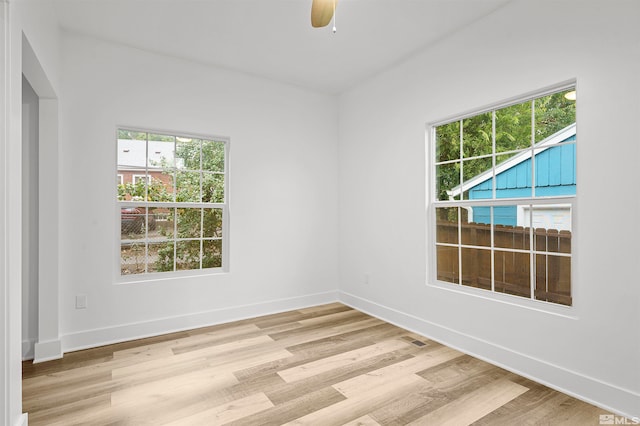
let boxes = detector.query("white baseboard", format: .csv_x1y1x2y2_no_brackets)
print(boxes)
22,339,35,361
15,413,28,426
338,291,640,421
33,339,63,363
61,290,339,353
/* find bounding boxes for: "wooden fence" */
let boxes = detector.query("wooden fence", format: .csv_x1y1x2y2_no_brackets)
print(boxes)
436,221,572,306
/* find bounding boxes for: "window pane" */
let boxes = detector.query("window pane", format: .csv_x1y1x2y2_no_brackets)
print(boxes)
462,156,492,200
535,89,576,143
534,144,576,198
496,101,532,153
121,241,146,275
118,129,147,141
176,240,201,271
535,254,571,306
435,121,460,162
177,208,202,239
532,214,571,254
148,137,175,169
117,135,148,201
203,239,222,268
437,245,459,284
495,152,532,199
203,208,223,238
202,140,225,172
494,250,531,298
176,171,201,202
461,247,491,290
148,241,175,273
462,112,492,158
461,217,491,247
494,205,529,248
435,207,458,244
202,173,224,203
148,174,174,202
148,133,174,142
116,174,124,199
121,206,146,238
150,207,174,240
147,137,175,202
436,162,460,201
176,138,201,170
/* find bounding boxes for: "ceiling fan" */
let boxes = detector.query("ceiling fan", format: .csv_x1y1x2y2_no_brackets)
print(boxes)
311,0,338,31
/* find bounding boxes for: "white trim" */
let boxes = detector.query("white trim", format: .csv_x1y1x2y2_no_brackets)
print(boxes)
21,339,35,361
33,339,62,363
339,291,640,420
61,291,339,353
15,413,27,426
1,2,10,424
132,174,151,185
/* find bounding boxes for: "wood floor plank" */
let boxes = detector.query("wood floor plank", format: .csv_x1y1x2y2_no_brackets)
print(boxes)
22,303,612,426
296,308,368,326
163,392,274,426
343,414,383,426
111,367,238,407
277,339,411,383
407,378,529,426
334,346,463,398
283,373,426,425
112,334,274,379
25,394,112,426
226,385,346,426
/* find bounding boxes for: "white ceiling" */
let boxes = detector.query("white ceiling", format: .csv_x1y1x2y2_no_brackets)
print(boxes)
53,0,512,94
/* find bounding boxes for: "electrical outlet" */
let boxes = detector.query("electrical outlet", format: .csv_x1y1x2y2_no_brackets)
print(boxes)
75,295,87,309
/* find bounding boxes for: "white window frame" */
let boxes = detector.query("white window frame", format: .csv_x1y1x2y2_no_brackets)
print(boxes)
117,174,123,185
132,174,152,185
427,81,577,314
116,127,230,282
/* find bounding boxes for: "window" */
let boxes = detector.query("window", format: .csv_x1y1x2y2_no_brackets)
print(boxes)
117,129,228,276
430,85,576,306
132,174,152,186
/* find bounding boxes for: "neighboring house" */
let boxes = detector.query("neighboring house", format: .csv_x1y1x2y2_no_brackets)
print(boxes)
117,139,175,190
448,123,576,231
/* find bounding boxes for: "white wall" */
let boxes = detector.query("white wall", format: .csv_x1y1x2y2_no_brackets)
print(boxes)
338,0,640,419
58,32,339,350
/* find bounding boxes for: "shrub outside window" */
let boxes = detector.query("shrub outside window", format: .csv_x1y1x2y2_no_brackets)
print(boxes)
117,129,228,277
430,85,576,306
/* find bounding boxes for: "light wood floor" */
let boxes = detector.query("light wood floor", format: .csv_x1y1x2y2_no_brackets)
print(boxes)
23,303,610,425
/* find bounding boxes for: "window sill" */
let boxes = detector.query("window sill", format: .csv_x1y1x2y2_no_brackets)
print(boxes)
426,280,577,319
116,267,227,285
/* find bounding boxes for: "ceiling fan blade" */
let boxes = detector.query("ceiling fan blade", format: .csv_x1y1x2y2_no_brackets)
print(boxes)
311,0,336,28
